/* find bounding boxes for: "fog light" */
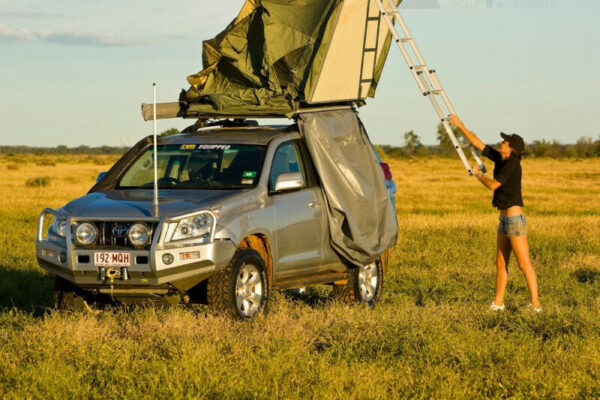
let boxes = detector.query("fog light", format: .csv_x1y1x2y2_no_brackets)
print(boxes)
59,252,67,263
162,253,174,265
42,248,57,258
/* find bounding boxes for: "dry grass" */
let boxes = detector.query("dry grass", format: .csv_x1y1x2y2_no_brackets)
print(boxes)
0,154,599,399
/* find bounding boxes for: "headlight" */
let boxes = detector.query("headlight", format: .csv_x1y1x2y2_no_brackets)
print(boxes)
75,222,98,246
128,223,151,248
170,213,213,242
50,216,67,237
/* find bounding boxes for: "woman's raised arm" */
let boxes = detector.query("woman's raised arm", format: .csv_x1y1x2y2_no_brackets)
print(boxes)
447,114,486,152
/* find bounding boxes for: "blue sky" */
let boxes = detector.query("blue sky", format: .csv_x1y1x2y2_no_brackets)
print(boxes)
1,0,598,147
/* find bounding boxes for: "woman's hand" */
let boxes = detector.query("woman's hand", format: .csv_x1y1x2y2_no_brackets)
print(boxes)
472,164,481,176
446,114,486,151
447,114,462,128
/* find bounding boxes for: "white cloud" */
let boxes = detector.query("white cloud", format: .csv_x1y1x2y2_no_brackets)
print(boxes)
0,24,143,47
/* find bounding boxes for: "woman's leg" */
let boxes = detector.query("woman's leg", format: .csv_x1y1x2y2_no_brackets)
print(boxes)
495,232,511,306
509,235,541,308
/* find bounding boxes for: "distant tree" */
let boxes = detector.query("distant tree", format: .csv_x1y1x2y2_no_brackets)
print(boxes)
564,145,577,159
379,144,404,158
530,139,566,158
529,139,551,157
576,137,594,158
436,122,464,155
403,130,422,156
549,140,564,158
415,145,430,156
159,128,179,137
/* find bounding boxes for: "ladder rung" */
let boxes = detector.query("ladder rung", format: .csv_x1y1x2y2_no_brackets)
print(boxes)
382,10,399,15
410,65,427,70
397,37,412,43
360,79,373,83
364,48,377,52
367,17,380,21
430,90,444,95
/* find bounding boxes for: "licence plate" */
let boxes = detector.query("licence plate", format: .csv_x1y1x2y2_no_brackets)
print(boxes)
94,252,131,267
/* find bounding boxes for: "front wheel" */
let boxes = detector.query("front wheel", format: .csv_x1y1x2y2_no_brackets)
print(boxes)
206,249,268,318
332,259,384,307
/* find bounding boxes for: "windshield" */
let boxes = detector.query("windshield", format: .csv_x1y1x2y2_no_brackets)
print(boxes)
118,144,266,189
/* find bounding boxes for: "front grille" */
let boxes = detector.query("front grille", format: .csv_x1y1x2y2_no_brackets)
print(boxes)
74,221,158,249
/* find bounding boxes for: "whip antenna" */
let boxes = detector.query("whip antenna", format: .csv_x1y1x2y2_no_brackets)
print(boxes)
152,83,159,217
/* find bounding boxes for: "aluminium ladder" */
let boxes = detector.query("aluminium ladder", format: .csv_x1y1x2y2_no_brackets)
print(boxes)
358,0,382,100
372,0,486,175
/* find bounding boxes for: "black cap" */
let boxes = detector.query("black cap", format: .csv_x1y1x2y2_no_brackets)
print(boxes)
500,132,525,155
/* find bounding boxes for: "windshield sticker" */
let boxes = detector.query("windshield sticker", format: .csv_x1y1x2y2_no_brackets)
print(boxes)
241,178,254,185
242,171,257,178
179,144,196,150
198,144,231,150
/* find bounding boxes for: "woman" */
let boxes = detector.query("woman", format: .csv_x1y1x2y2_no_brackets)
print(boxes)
447,114,541,312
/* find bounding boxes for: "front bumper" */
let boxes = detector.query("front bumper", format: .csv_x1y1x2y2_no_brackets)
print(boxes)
36,209,236,292
36,239,235,289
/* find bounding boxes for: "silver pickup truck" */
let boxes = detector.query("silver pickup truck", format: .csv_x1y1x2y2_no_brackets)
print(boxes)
36,123,393,317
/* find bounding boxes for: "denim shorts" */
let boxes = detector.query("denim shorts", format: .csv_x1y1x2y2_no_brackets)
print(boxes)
498,214,528,237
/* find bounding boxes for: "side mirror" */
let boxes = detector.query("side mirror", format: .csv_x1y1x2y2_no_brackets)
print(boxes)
274,172,303,192
96,172,107,183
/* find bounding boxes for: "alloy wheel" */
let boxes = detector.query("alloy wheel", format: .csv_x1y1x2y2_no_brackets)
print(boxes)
358,262,379,302
235,263,263,317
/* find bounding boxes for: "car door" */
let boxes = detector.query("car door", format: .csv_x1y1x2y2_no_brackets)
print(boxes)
269,140,325,281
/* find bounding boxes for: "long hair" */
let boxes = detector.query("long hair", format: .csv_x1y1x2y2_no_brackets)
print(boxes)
510,149,523,160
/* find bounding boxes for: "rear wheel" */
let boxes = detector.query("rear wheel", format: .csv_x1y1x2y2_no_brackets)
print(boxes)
206,249,268,318
332,259,384,307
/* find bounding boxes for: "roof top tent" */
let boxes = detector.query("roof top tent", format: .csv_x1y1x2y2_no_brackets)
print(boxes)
142,0,402,121
139,0,401,266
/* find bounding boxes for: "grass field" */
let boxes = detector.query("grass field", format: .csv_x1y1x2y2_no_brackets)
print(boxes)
1,153,599,399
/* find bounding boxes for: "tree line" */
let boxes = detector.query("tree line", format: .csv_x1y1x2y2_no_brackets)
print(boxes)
2,125,599,158
0,144,129,155
378,123,600,158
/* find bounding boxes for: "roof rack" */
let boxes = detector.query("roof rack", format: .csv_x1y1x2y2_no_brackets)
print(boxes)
182,118,259,134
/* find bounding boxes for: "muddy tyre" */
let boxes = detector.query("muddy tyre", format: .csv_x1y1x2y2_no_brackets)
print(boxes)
332,260,384,307
207,249,268,318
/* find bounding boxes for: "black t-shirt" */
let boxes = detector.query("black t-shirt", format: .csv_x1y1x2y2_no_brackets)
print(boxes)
482,145,523,209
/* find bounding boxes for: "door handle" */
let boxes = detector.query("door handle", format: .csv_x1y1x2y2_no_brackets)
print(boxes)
308,200,321,208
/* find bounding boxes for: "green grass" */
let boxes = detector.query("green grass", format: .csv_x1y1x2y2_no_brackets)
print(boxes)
0,155,599,399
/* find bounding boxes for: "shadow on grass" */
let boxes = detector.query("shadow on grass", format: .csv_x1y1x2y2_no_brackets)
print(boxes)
0,264,54,314
282,286,334,307
572,268,600,284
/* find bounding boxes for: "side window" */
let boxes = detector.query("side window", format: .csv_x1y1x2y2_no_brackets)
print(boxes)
269,141,306,191
298,140,318,188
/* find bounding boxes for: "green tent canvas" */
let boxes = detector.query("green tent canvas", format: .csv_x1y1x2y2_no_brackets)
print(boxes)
142,0,402,120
